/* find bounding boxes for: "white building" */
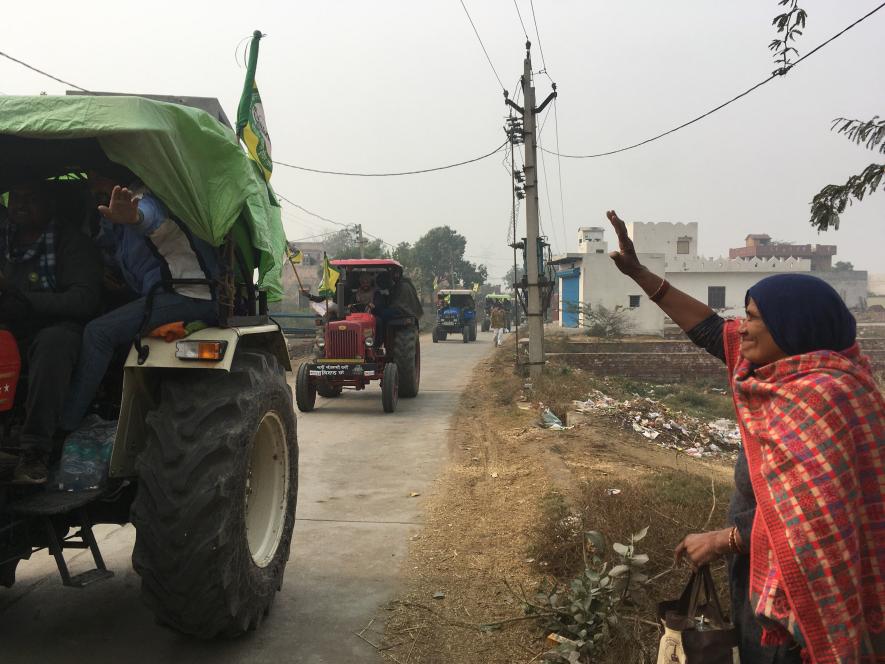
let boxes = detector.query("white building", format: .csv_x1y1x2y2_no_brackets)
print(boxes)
556,223,865,335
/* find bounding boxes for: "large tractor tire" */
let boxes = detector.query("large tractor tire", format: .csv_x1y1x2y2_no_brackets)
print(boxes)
316,380,342,398
481,319,491,332
132,350,298,638
381,362,399,413
431,327,439,343
462,325,470,343
295,362,316,412
392,327,420,398
469,323,477,342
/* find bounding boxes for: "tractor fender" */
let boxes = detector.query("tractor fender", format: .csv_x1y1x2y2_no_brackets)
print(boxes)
110,325,292,479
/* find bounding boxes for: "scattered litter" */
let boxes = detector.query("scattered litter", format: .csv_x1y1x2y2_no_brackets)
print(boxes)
540,407,572,431
547,633,583,648
490,472,499,478
606,488,622,496
525,557,535,563
516,401,532,411
632,421,660,440
409,492,421,497
571,389,742,460
432,591,446,600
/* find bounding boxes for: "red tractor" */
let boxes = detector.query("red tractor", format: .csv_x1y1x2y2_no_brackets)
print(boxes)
295,259,422,413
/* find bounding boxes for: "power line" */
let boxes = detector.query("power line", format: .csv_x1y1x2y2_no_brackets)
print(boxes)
458,0,506,90
552,97,568,249
0,49,89,92
512,0,530,40
536,106,560,252
273,140,508,177
276,194,397,249
528,0,549,75
543,1,885,159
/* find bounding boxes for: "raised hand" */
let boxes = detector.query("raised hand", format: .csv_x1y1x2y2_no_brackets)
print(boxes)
606,210,644,277
98,186,140,225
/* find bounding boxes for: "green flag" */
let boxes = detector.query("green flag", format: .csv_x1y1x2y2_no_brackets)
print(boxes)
236,30,273,181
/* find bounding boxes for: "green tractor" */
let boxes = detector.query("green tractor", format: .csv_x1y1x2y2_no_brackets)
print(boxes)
0,94,297,638
481,293,513,332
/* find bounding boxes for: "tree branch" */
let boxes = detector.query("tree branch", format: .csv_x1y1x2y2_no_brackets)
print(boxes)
810,163,885,230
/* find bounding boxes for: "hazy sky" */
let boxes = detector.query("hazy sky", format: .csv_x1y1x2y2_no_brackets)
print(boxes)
3,1,884,282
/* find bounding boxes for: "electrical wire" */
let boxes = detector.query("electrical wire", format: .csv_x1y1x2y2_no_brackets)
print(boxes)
552,97,568,250
536,106,560,252
0,49,89,92
277,193,397,250
273,139,508,176
528,0,550,77
458,0,506,91
544,1,885,159
513,0,530,41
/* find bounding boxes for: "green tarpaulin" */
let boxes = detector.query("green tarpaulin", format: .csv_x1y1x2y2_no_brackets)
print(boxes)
0,95,286,299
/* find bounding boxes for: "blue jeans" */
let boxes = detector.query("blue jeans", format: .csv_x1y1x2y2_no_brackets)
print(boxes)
61,293,217,430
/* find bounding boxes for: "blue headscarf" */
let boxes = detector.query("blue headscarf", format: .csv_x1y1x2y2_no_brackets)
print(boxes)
745,274,856,356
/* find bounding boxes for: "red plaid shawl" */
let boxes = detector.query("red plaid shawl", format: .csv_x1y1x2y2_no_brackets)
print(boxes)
723,320,885,662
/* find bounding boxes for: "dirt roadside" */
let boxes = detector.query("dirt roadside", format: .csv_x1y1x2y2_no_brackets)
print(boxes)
379,340,736,664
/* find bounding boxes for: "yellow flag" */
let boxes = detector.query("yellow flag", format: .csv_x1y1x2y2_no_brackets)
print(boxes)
472,282,480,294
318,253,340,297
287,247,303,264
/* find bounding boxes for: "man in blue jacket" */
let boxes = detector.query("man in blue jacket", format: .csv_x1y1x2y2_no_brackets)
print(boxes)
60,174,219,432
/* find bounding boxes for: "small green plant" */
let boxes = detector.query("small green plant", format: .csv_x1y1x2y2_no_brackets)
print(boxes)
526,527,650,662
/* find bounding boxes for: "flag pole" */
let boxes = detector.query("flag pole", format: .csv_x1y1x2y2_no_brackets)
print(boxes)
285,248,305,290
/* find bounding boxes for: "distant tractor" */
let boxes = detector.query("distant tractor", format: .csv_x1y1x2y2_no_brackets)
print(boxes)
481,293,513,332
295,259,422,414
432,289,477,344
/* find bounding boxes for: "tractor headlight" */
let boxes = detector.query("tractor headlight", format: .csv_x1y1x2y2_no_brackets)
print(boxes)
364,336,374,347
317,338,326,348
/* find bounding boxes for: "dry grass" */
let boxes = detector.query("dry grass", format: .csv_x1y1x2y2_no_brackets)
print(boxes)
382,339,736,664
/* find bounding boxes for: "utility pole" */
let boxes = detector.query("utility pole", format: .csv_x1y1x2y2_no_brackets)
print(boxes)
506,42,556,380
355,224,365,259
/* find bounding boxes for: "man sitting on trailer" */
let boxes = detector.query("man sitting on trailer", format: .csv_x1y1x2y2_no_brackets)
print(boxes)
0,180,102,483
59,173,219,433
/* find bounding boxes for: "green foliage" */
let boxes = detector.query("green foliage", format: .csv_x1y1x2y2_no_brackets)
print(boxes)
810,163,884,231
528,528,651,662
409,225,487,294
769,0,807,76
834,261,855,272
323,227,388,260
504,265,526,287
574,304,633,339
832,116,885,154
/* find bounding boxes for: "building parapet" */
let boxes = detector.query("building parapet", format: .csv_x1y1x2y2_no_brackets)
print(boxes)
666,256,811,272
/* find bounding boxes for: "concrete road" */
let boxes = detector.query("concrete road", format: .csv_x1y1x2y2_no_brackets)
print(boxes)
0,332,494,663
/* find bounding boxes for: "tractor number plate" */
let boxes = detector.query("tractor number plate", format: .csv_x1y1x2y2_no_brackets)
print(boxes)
309,363,377,378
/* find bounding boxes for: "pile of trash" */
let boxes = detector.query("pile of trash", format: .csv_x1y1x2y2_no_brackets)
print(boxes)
571,389,742,459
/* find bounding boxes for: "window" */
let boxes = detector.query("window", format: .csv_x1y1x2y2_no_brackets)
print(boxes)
596,249,605,254
629,295,641,308
708,286,726,309
676,237,691,255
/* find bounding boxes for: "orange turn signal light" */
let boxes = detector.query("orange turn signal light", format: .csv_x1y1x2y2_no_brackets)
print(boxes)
175,340,228,362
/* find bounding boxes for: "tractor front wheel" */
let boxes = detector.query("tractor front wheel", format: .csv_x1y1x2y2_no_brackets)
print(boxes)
381,362,399,413
295,363,316,412
392,327,420,398
481,319,490,332
132,350,298,638
462,326,469,343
